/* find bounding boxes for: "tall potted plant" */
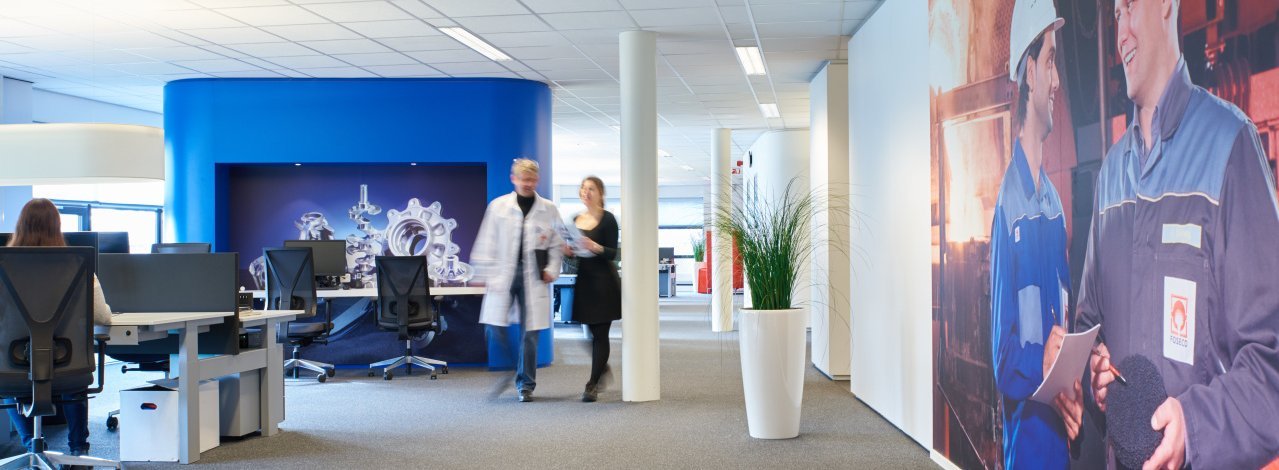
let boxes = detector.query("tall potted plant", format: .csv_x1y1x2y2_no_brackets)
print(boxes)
713,178,821,439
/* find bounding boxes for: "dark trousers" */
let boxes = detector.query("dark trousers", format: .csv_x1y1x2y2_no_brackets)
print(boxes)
4,397,89,453
587,322,613,386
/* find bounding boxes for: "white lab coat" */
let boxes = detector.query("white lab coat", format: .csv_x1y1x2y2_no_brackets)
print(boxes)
471,192,564,331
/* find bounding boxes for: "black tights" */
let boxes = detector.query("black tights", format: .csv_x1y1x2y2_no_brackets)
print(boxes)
587,322,612,385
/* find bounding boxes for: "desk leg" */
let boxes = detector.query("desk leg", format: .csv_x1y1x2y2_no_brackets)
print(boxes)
260,319,283,436
178,323,200,464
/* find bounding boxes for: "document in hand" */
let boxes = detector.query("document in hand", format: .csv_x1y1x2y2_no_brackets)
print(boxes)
557,220,595,258
1030,324,1101,404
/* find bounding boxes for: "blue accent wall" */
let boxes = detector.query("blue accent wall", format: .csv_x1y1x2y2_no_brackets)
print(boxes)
164,78,555,368
164,78,552,250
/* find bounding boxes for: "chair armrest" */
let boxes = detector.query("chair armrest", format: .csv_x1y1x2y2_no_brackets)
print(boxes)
87,334,109,394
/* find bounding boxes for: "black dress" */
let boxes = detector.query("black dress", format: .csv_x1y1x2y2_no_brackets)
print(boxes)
570,210,621,324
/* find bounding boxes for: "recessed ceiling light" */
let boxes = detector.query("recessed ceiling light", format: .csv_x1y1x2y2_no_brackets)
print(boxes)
735,46,767,76
759,103,780,118
680,164,694,171
658,149,672,158
439,27,511,61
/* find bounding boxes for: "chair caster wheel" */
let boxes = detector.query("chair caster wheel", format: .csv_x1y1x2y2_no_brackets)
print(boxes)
430,374,438,380
316,373,327,383
383,372,393,380
326,368,336,377
368,371,375,377
121,365,128,374
106,416,118,431
442,366,449,374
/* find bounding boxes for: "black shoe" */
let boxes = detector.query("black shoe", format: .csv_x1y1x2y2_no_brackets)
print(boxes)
581,383,598,402
518,390,533,402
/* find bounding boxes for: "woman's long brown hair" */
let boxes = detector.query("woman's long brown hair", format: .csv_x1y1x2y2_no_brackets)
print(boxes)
8,198,67,247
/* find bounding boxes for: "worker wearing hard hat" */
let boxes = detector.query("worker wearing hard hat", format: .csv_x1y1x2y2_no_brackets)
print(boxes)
990,0,1073,468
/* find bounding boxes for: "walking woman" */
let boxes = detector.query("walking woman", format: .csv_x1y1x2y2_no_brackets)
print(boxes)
564,176,621,402
4,198,113,457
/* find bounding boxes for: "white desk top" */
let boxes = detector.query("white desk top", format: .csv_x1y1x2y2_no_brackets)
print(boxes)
238,309,303,321
108,311,233,326
247,286,485,298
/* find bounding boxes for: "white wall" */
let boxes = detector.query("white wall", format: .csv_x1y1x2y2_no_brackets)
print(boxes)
848,0,932,449
810,61,851,379
742,129,810,313
31,89,161,127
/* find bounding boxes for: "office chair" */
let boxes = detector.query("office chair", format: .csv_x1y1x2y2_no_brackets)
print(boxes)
151,242,211,254
368,256,447,380
0,247,120,469
265,247,335,383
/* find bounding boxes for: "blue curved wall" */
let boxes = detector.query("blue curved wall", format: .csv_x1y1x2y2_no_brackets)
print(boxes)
164,77,552,249
164,78,554,368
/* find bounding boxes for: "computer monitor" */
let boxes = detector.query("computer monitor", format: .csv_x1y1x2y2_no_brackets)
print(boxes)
61,232,98,252
282,240,347,277
658,247,675,263
152,243,211,254
97,232,130,254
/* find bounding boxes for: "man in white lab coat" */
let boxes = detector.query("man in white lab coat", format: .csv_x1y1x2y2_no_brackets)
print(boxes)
471,158,564,402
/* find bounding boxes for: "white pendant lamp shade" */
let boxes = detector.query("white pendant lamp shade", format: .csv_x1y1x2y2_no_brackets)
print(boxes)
0,123,164,186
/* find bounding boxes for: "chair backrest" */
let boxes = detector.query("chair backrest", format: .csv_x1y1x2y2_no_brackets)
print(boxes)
152,243,211,254
374,256,436,336
0,247,95,417
265,247,317,319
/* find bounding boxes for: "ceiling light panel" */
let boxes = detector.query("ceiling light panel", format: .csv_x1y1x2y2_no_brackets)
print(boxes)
438,27,511,61
759,103,780,118
734,46,766,75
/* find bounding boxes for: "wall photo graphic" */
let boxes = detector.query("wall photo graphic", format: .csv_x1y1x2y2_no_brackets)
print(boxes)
930,0,1279,469
225,164,487,290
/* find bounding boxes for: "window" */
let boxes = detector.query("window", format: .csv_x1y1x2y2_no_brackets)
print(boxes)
34,183,164,254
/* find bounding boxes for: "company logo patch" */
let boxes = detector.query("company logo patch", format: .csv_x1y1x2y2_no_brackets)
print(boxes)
1163,276,1196,366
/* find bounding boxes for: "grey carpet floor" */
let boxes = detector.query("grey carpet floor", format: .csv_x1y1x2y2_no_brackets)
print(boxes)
3,291,935,469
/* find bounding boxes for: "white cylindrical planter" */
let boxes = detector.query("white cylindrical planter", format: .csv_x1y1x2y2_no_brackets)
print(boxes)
739,307,806,439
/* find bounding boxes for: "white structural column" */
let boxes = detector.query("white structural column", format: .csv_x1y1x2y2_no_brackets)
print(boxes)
710,128,734,332
809,61,851,379
620,30,660,402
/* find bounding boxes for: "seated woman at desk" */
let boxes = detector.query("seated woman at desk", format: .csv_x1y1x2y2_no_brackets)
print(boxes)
4,198,112,457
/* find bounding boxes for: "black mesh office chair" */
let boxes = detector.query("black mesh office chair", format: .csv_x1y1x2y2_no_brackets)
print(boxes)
151,243,211,254
265,247,335,382
0,247,119,469
368,256,447,380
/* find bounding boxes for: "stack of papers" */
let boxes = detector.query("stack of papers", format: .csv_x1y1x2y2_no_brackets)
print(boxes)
1030,324,1101,404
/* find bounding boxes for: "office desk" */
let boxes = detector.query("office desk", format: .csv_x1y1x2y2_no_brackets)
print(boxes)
246,286,486,298
101,310,300,464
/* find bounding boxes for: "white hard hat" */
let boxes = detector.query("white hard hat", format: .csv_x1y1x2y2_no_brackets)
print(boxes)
1009,0,1065,82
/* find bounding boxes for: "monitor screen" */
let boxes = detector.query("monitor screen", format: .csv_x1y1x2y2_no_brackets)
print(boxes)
97,232,130,254
282,240,347,276
62,232,99,252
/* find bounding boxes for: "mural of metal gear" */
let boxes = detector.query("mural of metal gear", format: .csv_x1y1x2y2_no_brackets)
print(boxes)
295,211,335,241
384,198,473,283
